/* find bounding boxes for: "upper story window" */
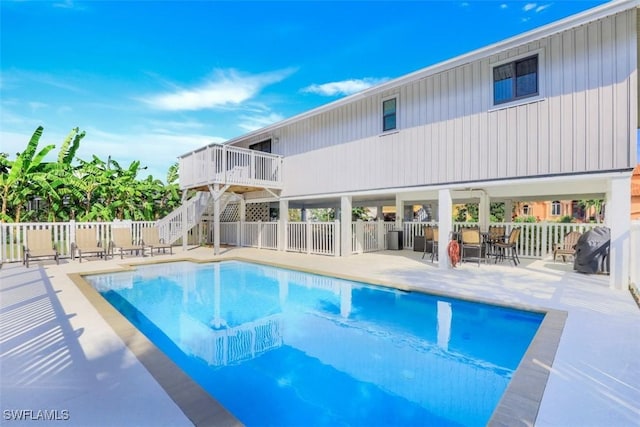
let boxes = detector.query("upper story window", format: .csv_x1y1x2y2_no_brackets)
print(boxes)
551,200,561,216
493,55,538,105
382,98,397,132
249,139,271,153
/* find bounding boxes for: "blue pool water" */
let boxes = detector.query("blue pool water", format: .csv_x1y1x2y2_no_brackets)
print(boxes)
86,260,543,426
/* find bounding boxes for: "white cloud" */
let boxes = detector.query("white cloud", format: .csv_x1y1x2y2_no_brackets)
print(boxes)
238,113,285,133
76,126,226,181
302,78,388,97
523,2,550,13
2,69,85,93
28,101,48,112
54,0,74,8
500,4,508,9
140,68,296,111
460,2,470,7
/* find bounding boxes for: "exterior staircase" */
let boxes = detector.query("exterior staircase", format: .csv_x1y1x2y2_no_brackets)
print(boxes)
157,191,212,244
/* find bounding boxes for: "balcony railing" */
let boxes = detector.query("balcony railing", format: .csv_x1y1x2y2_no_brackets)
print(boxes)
179,144,283,191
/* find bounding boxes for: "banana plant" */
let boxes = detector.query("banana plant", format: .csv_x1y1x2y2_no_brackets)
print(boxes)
0,126,56,222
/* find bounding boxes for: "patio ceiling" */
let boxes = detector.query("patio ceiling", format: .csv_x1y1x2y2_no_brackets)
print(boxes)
283,172,616,209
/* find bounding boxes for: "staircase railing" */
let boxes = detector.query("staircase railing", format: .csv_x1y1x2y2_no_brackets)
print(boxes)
157,191,212,244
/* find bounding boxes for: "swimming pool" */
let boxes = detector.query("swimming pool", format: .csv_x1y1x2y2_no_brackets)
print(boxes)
85,260,543,426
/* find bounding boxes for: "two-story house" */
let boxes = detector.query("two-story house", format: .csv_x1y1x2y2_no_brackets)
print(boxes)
177,0,638,289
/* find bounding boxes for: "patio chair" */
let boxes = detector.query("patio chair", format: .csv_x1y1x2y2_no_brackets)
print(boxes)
486,225,507,260
72,228,107,263
494,227,521,266
141,227,173,256
461,227,483,266
23,229,59,268
421,225,434,259
110,228,145,259
553,230,582,263
430,228,439,262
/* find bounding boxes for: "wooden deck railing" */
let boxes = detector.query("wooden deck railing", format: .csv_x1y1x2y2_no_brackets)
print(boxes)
178,144,284,191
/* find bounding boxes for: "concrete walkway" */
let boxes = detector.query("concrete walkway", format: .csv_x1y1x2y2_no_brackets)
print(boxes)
1,247,639,426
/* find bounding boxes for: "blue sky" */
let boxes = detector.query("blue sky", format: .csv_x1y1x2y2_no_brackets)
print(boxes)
0,0,621,181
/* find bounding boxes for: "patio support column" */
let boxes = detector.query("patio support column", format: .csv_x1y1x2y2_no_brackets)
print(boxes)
376,206,384,220
238,198,246,247
340,196,352,257
301,208,308,222
438,189,452,270
278,199,288,251
181,190,188,252
606,175,631,290
479,192,490,230
212,184,221,255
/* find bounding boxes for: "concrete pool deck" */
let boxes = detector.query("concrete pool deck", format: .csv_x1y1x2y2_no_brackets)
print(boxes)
1,247,639,426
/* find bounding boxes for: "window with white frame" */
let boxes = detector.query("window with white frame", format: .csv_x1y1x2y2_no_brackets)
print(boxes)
382,97,397,132
551,200,561,216
522,204,530,216
493,55,538,105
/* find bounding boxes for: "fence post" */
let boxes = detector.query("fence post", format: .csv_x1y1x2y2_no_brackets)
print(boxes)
258,221,262,249
356,220,364,254
69,220,76,257
541,222,548,258
377,219,385,251
334,220,340,257
306,220,312,255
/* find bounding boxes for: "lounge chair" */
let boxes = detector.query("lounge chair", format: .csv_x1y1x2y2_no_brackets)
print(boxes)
141,227,173,256
554,230,582,262
110,228,145,259
461,227,483,266
23,229,59,268
494,227,521,266
72,228,107,262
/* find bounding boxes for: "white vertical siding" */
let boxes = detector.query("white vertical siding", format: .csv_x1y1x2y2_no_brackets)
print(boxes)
246,10,637,198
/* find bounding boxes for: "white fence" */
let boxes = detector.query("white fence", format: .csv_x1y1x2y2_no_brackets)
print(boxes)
2,220,628,279
0,220,156,263
286,221,338,256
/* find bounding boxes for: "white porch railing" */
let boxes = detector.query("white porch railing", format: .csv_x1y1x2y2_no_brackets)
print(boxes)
178,144,284,191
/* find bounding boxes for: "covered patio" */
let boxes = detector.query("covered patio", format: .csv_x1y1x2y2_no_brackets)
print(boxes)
273,168,632,289
1,246,638,426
